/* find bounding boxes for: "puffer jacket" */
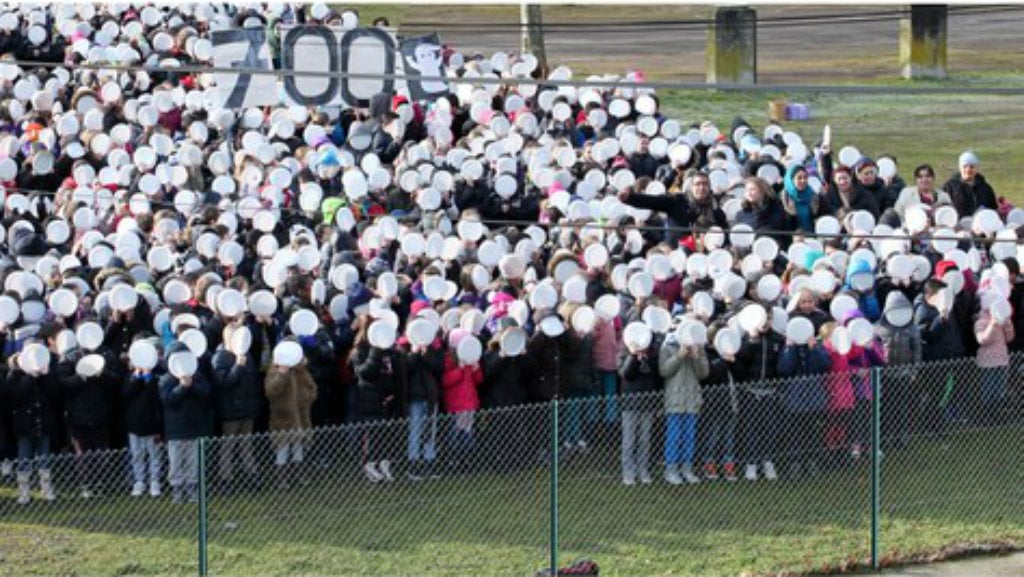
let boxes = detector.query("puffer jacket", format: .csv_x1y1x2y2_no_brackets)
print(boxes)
6,365,62,438
777,343,831,413
591,318,620,372
565,331,595,393
401,344,445,408
617,334,664,400
822,341,856,412
874,292,923,368
480,350,529,408
975,310,1014,368
659,336,710,414
914,297,964,361
527,330,581,402
159,371,214,441
211,348,265,422
942,173,997,216
264,364,318,432
122,371,164,437
442,355,484,413
351,343,399,420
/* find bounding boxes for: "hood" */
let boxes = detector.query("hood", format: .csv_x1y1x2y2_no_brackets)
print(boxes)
845,258,874,284
883,290,912,314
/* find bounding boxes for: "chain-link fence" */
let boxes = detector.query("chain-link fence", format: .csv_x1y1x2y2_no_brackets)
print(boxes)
1,355,1022,576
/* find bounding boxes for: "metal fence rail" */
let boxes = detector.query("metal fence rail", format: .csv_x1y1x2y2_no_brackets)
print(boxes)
1,354,1022,576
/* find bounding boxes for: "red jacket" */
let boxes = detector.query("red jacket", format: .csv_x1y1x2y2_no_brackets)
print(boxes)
442,355,484,414
822,342,856,412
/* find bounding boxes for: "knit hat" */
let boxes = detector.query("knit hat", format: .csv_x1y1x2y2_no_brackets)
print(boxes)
935,260,958,279
958,151,980,168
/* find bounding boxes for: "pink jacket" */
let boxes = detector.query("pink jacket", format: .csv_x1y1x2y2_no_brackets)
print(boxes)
442,355,484,413
823,342,856,412
975,310,1015,368
591,317,622,372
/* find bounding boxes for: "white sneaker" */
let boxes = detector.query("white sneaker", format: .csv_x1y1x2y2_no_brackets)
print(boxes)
682,471,701,485
378,459,395,482
639,471,652,485
363,461,384,483
149,481,162,498
763,460,778,481
622,472,636,486
664,467,683,485
1,460,12,477
575,440,589,453
131,482,145,497
745,464,758,481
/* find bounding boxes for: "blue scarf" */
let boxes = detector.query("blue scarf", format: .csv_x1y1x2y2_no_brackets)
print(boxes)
784,165,814,231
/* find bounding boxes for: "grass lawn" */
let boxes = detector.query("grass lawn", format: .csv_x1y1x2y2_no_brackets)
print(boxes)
1,417,1021,577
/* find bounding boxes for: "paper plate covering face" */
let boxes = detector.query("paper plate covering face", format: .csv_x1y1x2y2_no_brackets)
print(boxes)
786,317,814,344
129,340,158,370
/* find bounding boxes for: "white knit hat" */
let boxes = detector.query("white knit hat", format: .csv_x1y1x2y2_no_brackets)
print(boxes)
959,151,979,168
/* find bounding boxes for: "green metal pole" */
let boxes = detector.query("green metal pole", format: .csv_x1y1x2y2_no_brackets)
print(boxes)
550,397,559,577
198,437,209,577
870,367,881,571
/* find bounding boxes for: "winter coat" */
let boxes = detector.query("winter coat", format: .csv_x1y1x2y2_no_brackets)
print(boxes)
351,344,398,420
777,343,831,413
565,331,595,393
914,298,965,361
442,355,484,413
735,196,790,237
211,349,265,422
400,345,445,408
622,191,727,245
6,367,62,438
659,336,710,414
893,186,952,221
591,318,621,372
122,372,164,437
821,185,880,219
159,371,214,441
875,318,922,368
481,350,529,408
733,331,785,388
63,366,119,432
942,173,997,216
975,310,1014,368
264,364,317,432
822,341,856,412
526,331,581,402
617,336,663,411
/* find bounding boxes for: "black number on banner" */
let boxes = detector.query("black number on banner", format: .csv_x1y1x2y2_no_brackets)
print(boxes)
282,25,340,106
339,28,396,108
216,28,269,109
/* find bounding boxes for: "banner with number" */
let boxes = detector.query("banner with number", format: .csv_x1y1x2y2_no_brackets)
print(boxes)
212,25,449,109
210,28,278,108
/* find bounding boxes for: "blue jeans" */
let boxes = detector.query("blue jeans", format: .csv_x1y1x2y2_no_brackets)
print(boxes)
563,388,598,445
665,413,698,466
17,435,50,474
598,370,619,424
980,366,1007,406
407,401,437,463
702,411,736,464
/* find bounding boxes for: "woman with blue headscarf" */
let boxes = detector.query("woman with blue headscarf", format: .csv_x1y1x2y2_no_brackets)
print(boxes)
781,165,820,233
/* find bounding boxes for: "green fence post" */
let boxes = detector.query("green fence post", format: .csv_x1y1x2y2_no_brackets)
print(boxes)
198,437,209,577
870,367,881,571
550,397,560,576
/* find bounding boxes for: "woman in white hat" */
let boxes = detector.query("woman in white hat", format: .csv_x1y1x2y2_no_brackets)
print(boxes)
942,151,997,217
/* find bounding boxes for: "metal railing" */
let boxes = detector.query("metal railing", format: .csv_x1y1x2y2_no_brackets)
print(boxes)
1,354,1022,576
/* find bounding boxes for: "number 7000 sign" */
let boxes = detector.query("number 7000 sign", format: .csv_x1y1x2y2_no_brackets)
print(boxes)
211,25,401,110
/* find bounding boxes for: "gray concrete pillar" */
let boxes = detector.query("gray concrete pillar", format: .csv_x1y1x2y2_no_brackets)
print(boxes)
900,5,948,79
706,7,757,85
